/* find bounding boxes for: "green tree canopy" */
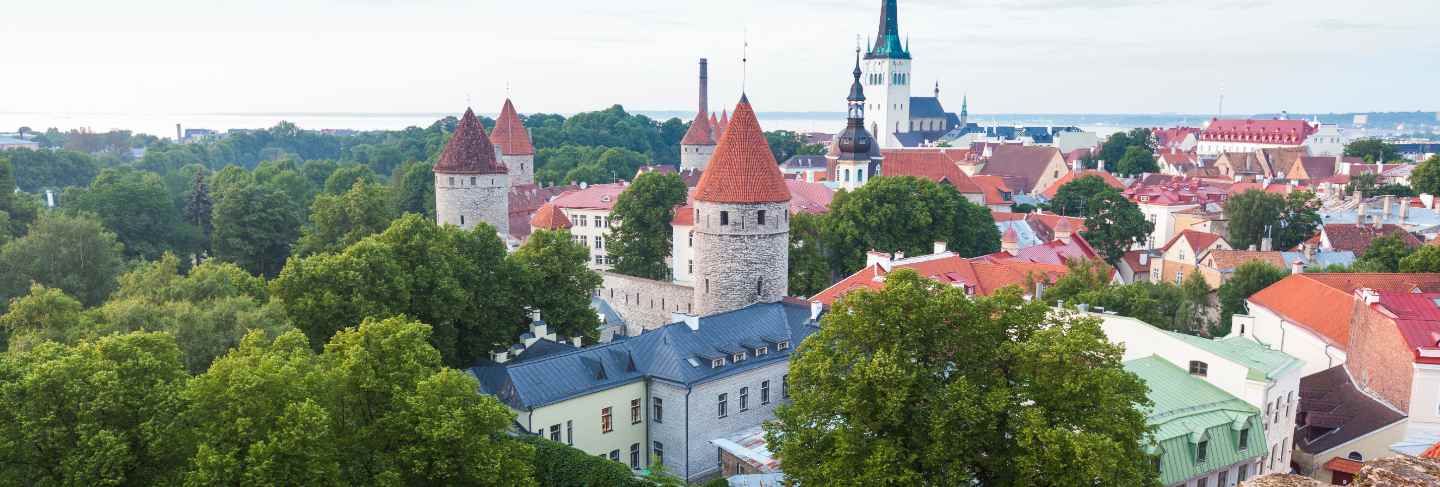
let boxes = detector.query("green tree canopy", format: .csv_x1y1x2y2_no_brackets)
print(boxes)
212,177,302,277
788,211,830,297
1399,244,1440,273
1356,233,1416,273
1217,261,1288,334
323,164,380,195
0,212,124,307
1046,175,1114,217
763,130,826,163
1223,190,1321,251
1097,128,1155,168
1114,146,1159,176
2,148,100,192
1411,155,1440,196
823,176,999,274
296,180,398,256
608,172,688,280
769,270,1157,486
391,160,436,218
512,229,603,341
65,167,194,260
1344,138,1401,163
1079,190,1153,265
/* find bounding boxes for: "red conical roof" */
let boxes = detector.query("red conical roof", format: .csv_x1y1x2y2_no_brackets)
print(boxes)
435,108,507,175
530,202,571,230
710,112,721,139
1002,227,1019,243
491,99,534,156
719,110,729,137
694,97,790,204
681,110,715,146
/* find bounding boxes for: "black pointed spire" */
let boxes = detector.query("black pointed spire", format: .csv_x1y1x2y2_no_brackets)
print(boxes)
867,0,910,60
838,48,874,162
848,48,865,103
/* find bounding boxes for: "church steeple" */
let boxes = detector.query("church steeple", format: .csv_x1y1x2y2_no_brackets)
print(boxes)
960,93,969,126
838,49,873,161
866,0,910,60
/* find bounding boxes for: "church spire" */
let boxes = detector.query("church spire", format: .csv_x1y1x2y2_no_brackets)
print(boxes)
960,93,969,126
867,0,910,59
837,48,874,162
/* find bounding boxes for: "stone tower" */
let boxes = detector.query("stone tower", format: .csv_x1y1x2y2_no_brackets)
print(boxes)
691,95,790,316
680,58,717,171
490,99,535,186
862,0,911,148
434,108,510,238
831,47,882,191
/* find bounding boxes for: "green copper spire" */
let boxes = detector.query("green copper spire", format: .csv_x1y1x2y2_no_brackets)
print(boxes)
865,0,910,60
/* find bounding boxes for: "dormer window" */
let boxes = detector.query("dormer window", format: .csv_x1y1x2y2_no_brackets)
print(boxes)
755,346,768,356
1188,360,1208,377
1196,438,1209,463
777,341,790,351
711,358,725,368
1238,426,1250,451
733,352,747,362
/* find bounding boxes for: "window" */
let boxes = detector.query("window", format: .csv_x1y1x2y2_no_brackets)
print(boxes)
757,278,763,296
630,398,642,424
1238,463,1249,480
460,215,465,225
566,420,573,445
755,346,768,357
758,210,766,225
1152,456,1161,473
593,216,602,227
1175,272,1183,285
1189,360,1208,377
579,235,588,246
778,341,791,351
470,176,476,185
733,352,746,362
1196,477,1208,487
782,374,789,398
630,443,640,468
595,236,604,249
688,231,693,247
448,176,455,185
717,393,728,418
1348,451,1362,461
571,215,581,227
711,358,724,368
761,380,770,404
601,407,613,433
653,441,664,465
594,255,603,265
609,450,619,462
1218,470,1227,487
549,424,561,442
1196,438,1209,463
1286,392,1293,418
843,168,850,182
1239,427,1250,451
653,398,663,423
739,387,749,411
688,260,693,274
720,211,729,226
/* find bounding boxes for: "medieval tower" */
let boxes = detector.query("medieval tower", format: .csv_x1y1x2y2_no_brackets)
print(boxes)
691,95,790,316
434,108,510,238
490,99,536,186
862,0,911,148
831,48,882,191
680,58,717,171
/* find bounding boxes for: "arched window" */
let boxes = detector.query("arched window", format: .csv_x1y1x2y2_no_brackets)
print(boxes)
1347,452,1363,461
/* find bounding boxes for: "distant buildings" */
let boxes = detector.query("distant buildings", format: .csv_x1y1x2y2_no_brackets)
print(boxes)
1197,119,1320,156
858,0,964,148
0,135,39,151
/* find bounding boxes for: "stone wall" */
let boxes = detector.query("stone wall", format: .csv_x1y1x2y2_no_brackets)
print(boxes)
680,144,714,171
501,154,534,186
599,272,695,334
692,201,789,316
435,172,509,237
1347,302,1414,412
679,361,791,481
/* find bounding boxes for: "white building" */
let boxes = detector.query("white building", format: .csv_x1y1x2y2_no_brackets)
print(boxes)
541,183,628,270
1197,119,1320,156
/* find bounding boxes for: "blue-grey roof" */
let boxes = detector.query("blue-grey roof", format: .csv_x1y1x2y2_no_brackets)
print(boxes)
893,132,929,147
909,97,948,119
591,296,625,327
1279,250,1356,269
471,302,820,410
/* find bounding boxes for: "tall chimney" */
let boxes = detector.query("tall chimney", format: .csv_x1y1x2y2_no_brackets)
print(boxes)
176,123,182,142
698,58,709,118
1383,195,1393,220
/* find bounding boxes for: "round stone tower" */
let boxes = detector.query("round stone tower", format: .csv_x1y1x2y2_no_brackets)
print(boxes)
434,108,510,238
680,58,717,171
692,95,790,316
490,98,535,186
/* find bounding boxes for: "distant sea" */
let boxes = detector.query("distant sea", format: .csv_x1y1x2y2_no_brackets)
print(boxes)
0,111,1235,141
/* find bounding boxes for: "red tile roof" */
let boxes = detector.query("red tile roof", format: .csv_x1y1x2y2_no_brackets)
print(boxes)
549,182,630,211
1249,273,1440,348
490,99,535,156
970,175,1012,205
1161,230,1226,253
881,150,982,193
1152,127,1200,149
719,110,729,138
785,180,834,214
1371,291,1440,365
1039,170,1126,199
810,253,1067,305
434,108,506,174
1200,119,1318,145
693,97,790,204
681,111,716,146
529,202,571,230
984,233,1101,266
508,183,578,241
1323,457,1364,475
1322,224,1422,254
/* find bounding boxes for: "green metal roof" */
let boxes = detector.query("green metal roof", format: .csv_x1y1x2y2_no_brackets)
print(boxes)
1167,333,1302,381
1126,356,1265,485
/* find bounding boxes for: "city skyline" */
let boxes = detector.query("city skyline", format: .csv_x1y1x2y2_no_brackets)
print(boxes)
2,0,1437,117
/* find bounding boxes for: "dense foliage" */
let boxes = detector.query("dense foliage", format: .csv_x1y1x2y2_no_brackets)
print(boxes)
1343,138,1402,163
769,270,1158,486
1096,128,1155,169
1223,190,1321,251
1216,261,1288,333
1080,190,1153,265
608,172,688,280
1043,259,1210,333
822,176,1000,275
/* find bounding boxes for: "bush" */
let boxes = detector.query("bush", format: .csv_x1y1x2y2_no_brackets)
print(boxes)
519,435,643,487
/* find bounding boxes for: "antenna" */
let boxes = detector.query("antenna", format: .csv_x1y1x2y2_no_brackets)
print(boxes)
1217,78,1225,118
742,29,749,93
466,92,471,107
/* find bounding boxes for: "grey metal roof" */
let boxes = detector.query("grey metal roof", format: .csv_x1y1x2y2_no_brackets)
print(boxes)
781,155,827,170
470,302,819,410
908,97,948,119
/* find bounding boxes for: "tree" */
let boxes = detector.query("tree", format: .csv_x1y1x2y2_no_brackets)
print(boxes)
1344,172,1380,198
1400,244,1440,273
296,180,398,256
511,230,603,341
768,270,1157,486
1114,146,1159,176
271,214,526,367
66,167,192,260
608,171,687,280
823,176,999,274
0,212,124,306
519,435,641,487
0,154,37,236
1097,128,1155,168
0,331,190,486
212,179,302,277
788,211,831,297
1411,155,1440,196
764,130,825,163
1047,175,1114,217
0,284,93,351
391,160,435,218
184,170,214,246
1224,190,1320,251
1080,190,1152,265
323,164,379,195
1217,261,1288,334
1344,138,1401,163
1356,233,1415,273
1177,271,1214,333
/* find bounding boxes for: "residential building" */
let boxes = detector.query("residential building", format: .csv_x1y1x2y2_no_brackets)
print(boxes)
976,145,1069,195
810,241,1074,306
1052,130,1099,155
470,301,821,481
509,182,579,242
434,108,510,241
1197,119,1320,156
1038,166,1125,200
1293,365,1407,485
0,135,40,151
1099,312,1302,479
1347,291,1440,450
1125,356,1267,486
1195,249,1353,288
1124,177,1230,251
1152,230,1230,285
1307,222,1422,255
779,155,828,183
1153,126,1201,152
547,182,628,270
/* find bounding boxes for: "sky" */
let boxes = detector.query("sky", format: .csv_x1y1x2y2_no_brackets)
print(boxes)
2,0,1437,117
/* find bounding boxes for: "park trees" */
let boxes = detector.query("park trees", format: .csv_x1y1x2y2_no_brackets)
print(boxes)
0,212,124,307
295,180,398,256
607,171,688,280
823,176,999,274
511,229,603,341
1224,190,1321,251
1217,260,1288,333
769,270,1157,486
1079,190,1152,265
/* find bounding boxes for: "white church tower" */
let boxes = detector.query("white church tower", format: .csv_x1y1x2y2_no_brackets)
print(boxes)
862,0,911,148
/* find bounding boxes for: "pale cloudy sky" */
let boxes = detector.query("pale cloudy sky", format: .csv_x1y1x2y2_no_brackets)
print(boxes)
2,0,1436,116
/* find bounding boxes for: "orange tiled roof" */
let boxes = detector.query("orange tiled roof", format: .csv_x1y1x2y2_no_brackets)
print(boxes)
1322,457,1364,475
1161,230,1226,253
1249,273,1440,348
970,175,1012,205
681,111,716,146
881,150,982,193
810,253,1067,305
1039,170,1126,199
1203,250,1285,271
529,202,571,230
434,108,506,175
693,97,790,204
490,99,535,155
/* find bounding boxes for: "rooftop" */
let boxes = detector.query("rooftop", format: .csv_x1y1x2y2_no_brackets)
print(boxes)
548,182,630,211
1165,334,1302,381
434,108,507,175
1296,365,1406,455
490,99,535,156
1125,356,1263,485
693,97,791,204
1248,273,1440,348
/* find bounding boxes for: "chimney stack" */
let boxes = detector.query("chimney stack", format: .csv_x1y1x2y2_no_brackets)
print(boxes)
1401,199,1411,222
866,250,893,271
1357,202,1367,226
1383,195,1394,220
698,58,709,118
1261,237,1273,252
1291,258,1304,274
934,241,948,254
176,123,182,142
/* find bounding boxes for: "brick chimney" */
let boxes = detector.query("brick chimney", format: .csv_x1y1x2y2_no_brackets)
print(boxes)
866,250,893,271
